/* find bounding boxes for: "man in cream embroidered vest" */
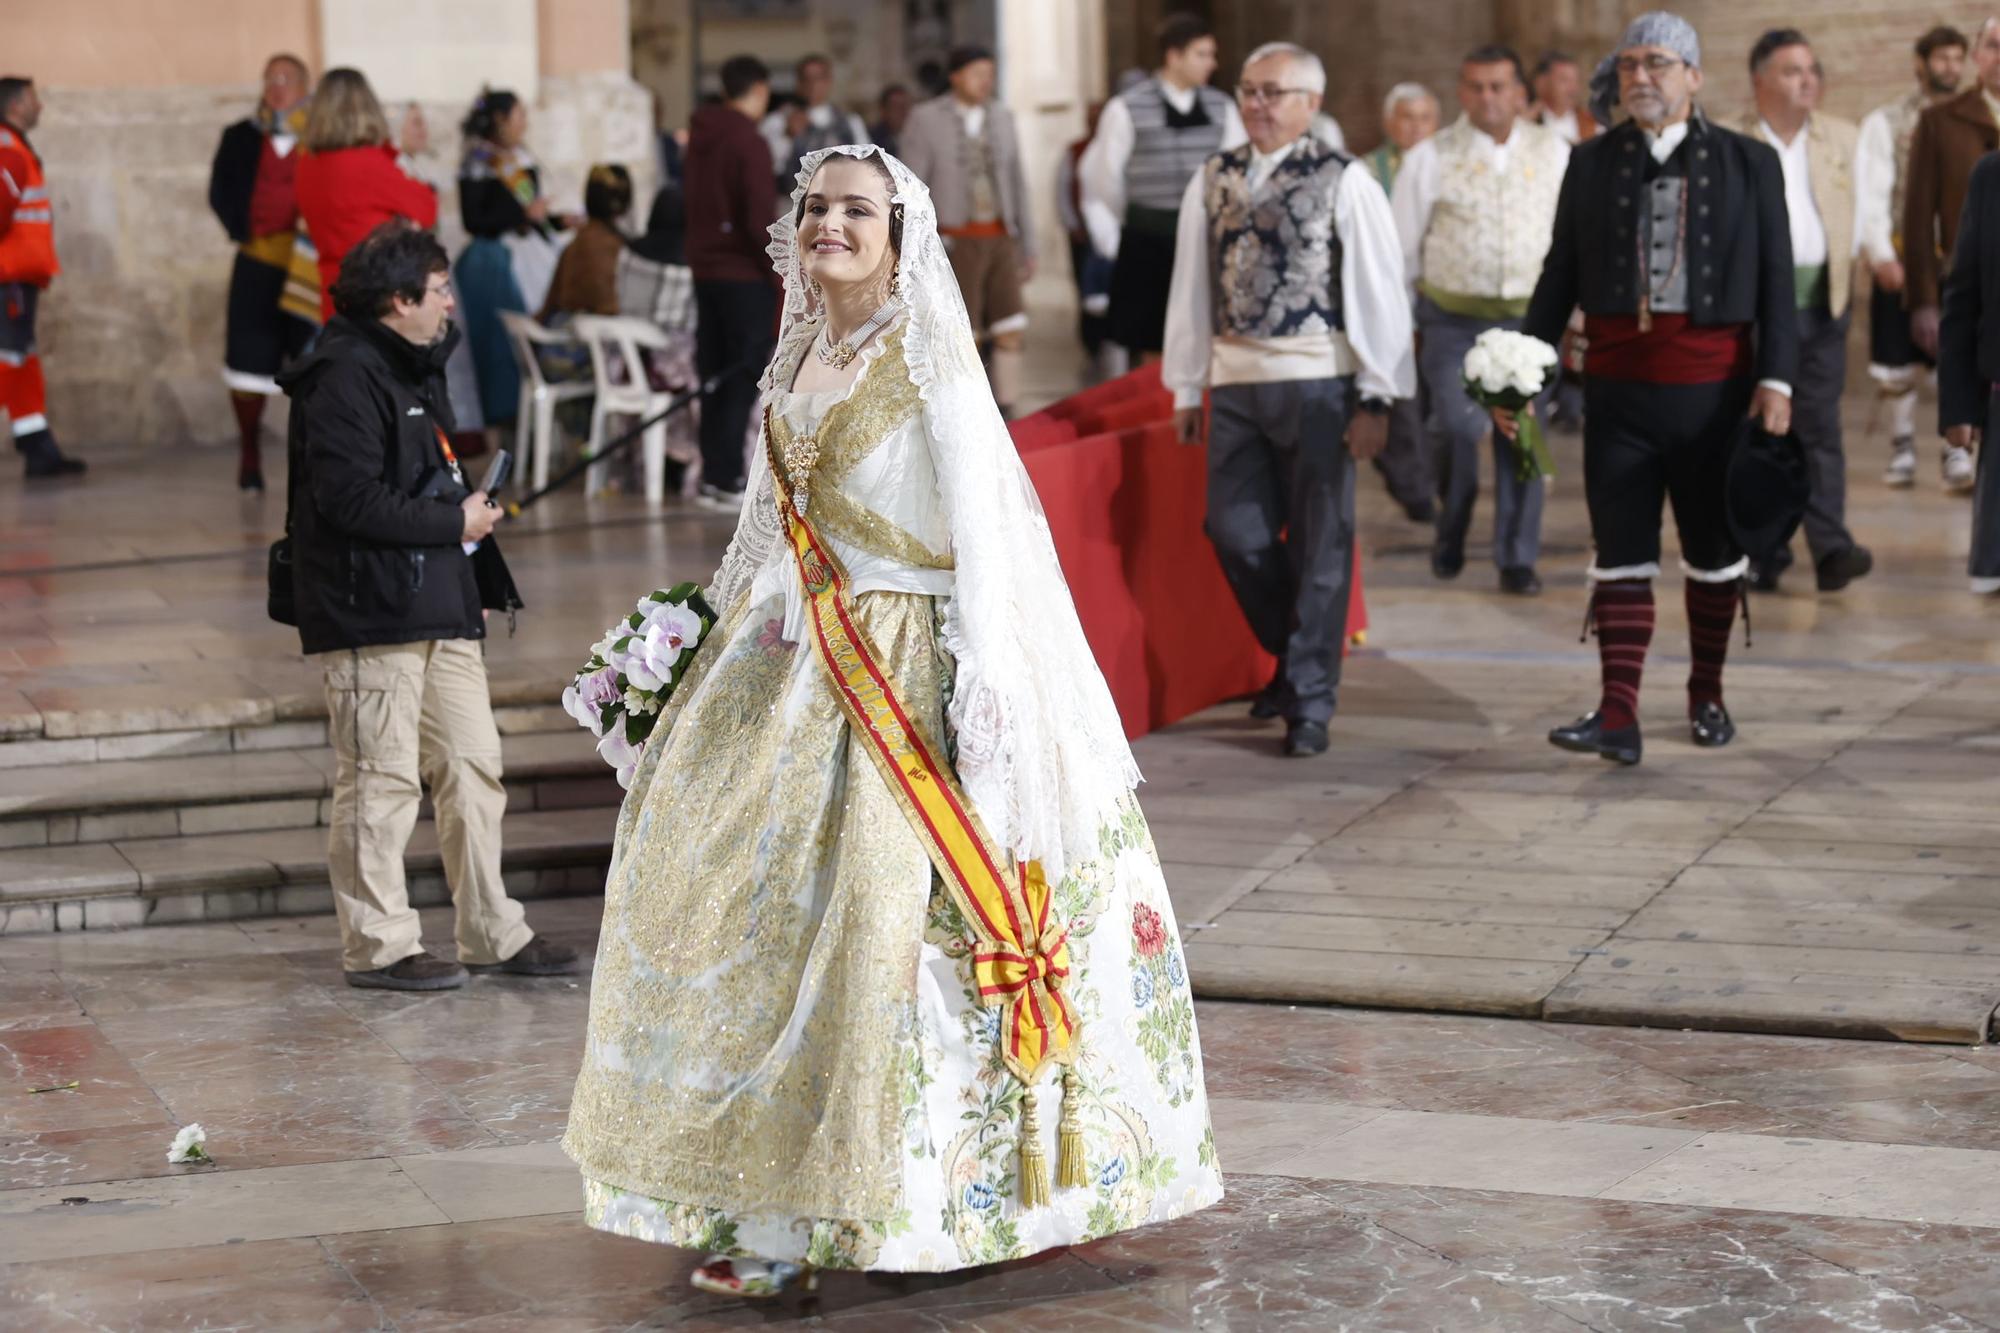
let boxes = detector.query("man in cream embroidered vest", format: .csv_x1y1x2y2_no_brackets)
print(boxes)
1164,42,1414,759
1393,45,1568,594
1736,27,1872,595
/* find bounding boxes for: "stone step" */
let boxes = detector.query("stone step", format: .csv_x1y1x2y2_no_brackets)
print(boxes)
0,701,573,770
0,806,616,935
0,729,617,849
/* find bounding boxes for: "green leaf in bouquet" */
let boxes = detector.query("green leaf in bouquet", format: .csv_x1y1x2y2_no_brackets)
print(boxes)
625,710,651,745
1512,410,1557,483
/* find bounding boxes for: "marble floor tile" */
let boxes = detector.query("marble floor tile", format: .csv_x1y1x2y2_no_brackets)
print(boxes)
1281,1107,1701,1195
0,1120,217,1192
1321,1180,1993,1332
0,1235,386,1331
1208,1097,1387,1174
0,1157,448,1264
0,1021,169,1135
1071,1171,1577,1330
0,968,81,1031
1602,1131,2000,1229
393,1139,580,1223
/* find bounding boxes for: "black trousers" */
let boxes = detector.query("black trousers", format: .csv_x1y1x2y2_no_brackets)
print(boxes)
1783,305,1856,565
1205,378,1356,725
1583,376,1752,575
694,279,777,493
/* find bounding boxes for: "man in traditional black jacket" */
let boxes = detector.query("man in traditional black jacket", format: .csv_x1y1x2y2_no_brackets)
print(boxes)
1496,10,1798,766
281,220,576,992
1939,150,2000,594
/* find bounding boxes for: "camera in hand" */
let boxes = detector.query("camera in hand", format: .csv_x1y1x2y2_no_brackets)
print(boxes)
478,450,513,501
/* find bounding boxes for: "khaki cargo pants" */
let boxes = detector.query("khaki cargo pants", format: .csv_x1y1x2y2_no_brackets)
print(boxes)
320,639,531,973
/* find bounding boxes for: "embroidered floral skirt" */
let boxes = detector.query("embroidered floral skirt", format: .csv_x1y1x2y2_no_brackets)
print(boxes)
563,588,1222,1272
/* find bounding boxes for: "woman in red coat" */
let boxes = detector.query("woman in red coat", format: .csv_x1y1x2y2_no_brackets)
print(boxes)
296,68,438,319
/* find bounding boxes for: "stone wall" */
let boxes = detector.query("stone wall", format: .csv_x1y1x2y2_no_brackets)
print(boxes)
35,74,655,452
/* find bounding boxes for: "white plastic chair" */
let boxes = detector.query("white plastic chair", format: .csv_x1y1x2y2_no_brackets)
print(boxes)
573,314,677,503
498,311,594,492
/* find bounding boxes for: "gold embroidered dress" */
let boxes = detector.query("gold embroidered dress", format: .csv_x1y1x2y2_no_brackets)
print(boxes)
563,318,1223,1271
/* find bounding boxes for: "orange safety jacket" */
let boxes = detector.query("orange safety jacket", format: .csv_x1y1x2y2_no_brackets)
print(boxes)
0,126,58,287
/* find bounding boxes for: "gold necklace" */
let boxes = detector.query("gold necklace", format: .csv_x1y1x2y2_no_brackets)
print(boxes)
815,299,899,369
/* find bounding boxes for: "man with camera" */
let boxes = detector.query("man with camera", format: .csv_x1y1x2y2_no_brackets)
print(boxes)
280,220,577,991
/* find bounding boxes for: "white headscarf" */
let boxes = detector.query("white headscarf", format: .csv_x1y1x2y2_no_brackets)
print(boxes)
702,144,1140,883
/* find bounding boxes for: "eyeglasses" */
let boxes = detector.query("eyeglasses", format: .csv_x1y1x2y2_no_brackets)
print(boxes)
1615,55,1686,78
1236,84,1313,106
424,280,453,301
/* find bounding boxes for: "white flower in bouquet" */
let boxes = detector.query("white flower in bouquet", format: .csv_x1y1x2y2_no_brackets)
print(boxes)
562,666,620,738
167,1123,210,1164
622,687,662,716
597,729,642,789
1462,329,1561,481
1466,329,1558,399
623,606,701,692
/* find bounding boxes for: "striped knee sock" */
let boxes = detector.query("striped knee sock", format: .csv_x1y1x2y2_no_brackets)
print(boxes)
1685,577,1739,712
1592,579,1654,730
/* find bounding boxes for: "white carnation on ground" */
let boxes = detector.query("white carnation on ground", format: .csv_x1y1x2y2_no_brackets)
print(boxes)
167,1123,209,1164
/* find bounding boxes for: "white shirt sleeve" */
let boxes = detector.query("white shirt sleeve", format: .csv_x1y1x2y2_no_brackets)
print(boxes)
1314,114,1347,152
1336,167,1416,401
1078,97,1134,261
759,111,792,173
1221,101,1248,151
1855,108,1895,266
1389,136,1439,291
1162,170,1215,410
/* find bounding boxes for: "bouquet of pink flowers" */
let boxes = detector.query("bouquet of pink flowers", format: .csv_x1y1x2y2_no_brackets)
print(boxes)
563,582,716,788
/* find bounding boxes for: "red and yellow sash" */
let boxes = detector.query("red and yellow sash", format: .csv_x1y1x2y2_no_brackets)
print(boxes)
765,418,1085,1203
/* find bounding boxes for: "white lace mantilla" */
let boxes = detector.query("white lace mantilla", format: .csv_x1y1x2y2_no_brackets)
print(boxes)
700,145,1140,883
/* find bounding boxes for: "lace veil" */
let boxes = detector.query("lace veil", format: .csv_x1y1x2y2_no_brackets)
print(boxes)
701,144,1140,883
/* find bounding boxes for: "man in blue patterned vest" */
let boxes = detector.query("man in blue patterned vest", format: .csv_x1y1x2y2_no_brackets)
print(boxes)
1164,43,1415,758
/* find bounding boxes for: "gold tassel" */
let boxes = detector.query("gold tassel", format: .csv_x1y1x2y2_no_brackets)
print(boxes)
1017,1087,1050,1209
1056,1067,1088,1190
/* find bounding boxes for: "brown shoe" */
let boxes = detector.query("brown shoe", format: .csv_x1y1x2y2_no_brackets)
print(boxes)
346,951,469,991
464,934,581,977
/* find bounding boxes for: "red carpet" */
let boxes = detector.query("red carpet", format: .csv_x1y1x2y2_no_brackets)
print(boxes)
1012,364,1367,739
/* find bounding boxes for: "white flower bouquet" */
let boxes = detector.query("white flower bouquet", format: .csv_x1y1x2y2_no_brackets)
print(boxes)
1462,328,1560,482
563,582,716,788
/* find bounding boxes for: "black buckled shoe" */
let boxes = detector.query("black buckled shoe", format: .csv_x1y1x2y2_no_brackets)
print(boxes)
1248,671,1291,720
1548,711,1642,766
1816,545,1874,593
1689,700,1736,748
1431,539,1465,580
1283,719,1329,757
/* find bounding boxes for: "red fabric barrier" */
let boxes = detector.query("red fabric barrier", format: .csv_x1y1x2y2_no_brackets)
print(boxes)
1014,396,1369,739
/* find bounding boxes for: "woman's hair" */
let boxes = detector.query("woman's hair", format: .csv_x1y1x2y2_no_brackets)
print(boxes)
793,153,903,255
461,89,521,143
303,68,390,152
330,219,448,319
584,164,633,222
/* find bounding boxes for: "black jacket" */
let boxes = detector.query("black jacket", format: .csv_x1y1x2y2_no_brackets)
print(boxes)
278,316,522,655
208,119,265,244
1939,152,2000,431
1525,114,1799,386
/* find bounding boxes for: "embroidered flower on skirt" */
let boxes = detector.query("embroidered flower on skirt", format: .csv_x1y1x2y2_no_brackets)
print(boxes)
1132,902,1168,957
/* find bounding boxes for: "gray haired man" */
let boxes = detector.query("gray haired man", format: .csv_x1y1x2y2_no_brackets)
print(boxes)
1164,42,1415,757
